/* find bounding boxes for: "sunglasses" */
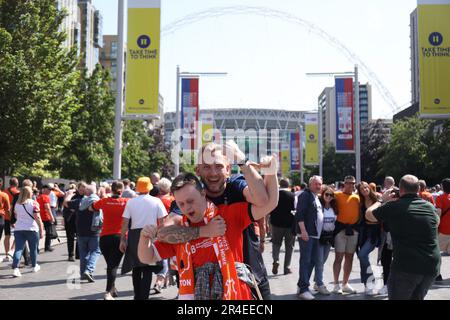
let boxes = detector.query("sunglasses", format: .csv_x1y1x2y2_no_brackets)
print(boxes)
324,193,334,197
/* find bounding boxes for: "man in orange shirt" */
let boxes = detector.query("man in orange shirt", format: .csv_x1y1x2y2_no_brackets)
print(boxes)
332,175,360,294
37,185,56,252
0,178,11,262
419,180,435,205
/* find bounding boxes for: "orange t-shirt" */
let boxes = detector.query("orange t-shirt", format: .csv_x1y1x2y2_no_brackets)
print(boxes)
153,202,253,299
419,191,435,205
0,191,11,218
436,193,450,235
37,194,52,222
92,197,129,237
334,191,361,225
157,194,175,214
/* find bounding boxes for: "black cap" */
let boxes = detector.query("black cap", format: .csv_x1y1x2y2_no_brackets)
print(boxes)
42,184,52,189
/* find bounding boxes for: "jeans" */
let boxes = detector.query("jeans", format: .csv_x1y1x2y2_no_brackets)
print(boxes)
297,238,321,293
271,225,295,270
132,266,154,300
99,235,123,292
314,243,331,286
12,230,39,268
388,269,435,300
78,236,101,275
357,239,377,285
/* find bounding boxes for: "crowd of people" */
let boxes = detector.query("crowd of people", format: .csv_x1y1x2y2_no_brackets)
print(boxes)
0,141,448,301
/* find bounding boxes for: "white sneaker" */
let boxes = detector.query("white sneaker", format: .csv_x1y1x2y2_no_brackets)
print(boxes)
332,284,342,294
3,256,12,262
365,285,377,296
13,268,22,277
316,284,331,295
378,285,388,295
104,292,115,300
342,283,357,294
32,264,41,273
298,290,315,300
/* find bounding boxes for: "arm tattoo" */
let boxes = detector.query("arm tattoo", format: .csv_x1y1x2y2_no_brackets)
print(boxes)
157,224,200,244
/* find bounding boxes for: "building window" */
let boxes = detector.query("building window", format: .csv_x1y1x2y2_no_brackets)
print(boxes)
111,41,117,59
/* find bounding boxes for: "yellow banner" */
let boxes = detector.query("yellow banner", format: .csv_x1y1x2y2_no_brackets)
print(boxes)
418,2,450,118
281,147,290,176
305,114,319,166
125,0,161,115
200,113,214,145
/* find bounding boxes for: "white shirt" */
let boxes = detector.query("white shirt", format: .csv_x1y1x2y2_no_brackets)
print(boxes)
311,195,324,239
322,207,337,232
294,190,304,209
123,194,167,229
49,191,58,207
14,200,40,232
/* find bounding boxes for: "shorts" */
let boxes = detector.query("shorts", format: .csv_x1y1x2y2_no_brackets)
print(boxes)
4,220,11,236
334,229,359,254
439,233,450,254
0,215,4,238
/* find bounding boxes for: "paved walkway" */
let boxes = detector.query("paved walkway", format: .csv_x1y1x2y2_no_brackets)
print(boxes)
0,223,449,300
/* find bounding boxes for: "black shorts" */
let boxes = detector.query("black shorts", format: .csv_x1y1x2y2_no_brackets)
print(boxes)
4,220,11,236
0,215,4,238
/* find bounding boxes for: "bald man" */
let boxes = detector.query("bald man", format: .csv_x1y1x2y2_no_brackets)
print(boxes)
366,174,441,300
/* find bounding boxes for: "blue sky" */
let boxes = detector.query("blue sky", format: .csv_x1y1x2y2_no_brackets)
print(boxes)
93,0,418,119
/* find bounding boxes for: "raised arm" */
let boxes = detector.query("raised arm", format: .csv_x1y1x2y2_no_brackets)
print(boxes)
250,155,279,221
241,164,269,207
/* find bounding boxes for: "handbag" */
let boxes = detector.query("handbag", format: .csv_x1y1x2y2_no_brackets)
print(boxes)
48,223,59,240
91,209,103,232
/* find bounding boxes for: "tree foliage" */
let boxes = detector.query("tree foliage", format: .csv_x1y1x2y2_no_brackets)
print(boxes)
379,117,449,185
57,65,115,181
361,119,391,184
321,142,355,184
0,0,80,176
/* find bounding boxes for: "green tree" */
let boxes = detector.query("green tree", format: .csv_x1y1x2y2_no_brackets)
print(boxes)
378,116,433,182
361,119,391,184
321,142,355,184
58,65,115,181
0,0,80,177
421,119,450,185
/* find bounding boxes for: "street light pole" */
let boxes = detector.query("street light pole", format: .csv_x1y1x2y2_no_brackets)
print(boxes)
174,68,227,176
113,0,125,180
306,65,361,182
354,65,361,182
175,65,180,177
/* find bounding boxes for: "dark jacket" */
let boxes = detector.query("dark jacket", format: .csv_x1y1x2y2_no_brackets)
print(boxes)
295,189,319,237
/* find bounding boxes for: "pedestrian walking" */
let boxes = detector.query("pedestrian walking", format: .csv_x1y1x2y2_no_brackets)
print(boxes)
269,178,295,276
120,177,167,300
91,181,129,300
11,186,44,277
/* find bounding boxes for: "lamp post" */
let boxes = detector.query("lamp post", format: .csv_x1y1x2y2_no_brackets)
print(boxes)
113,0,125,180
306,65,361,182
174,67,227,176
